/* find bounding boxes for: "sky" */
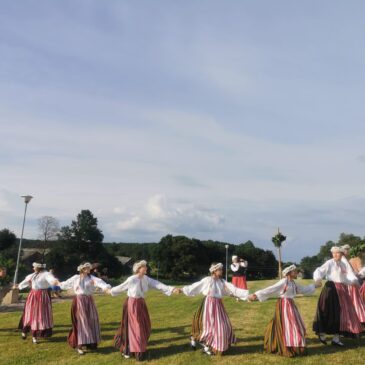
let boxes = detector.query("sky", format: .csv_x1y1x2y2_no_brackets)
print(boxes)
1,1,365,262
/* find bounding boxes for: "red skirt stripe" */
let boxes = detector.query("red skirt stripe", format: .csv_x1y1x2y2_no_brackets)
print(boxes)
335,283,364,334
281,298,306,347
199,297,235,353
348,285,365,323
20,289,53,337
68,295,101,348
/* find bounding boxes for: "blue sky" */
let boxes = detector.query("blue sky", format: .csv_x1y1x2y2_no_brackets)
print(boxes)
1,1,365,261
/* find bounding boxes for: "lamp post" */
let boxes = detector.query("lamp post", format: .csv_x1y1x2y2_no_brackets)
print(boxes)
2,195,33,305
225,244,229,281
13,195,33,286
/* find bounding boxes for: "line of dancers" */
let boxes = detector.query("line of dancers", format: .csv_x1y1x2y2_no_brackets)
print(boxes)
15,244,365,360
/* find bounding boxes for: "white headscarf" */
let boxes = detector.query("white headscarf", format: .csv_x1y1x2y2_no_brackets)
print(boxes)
282,264,297,277
133,260,147,274
32,262,46,269
77,262,92,272
330,246,343,254
209,263,223,273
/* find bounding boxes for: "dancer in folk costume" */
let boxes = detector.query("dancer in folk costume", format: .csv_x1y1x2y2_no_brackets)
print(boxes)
231,255,248,290
17,262,58,344
59,262,111,355
313,246,364,346
182,262,249,356
341,245,365,325
248,265,321,357
109,260,179,361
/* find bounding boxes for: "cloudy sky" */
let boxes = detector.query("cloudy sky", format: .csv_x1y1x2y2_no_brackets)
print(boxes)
1,1,365,261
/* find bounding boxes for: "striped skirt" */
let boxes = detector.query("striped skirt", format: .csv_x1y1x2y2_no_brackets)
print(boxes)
68,295,101,348
18,289,53,337
264,298,306,357
360,281,365,301
114,297,151,356
313,281,364,337
348,284,365,323
191,297,235,354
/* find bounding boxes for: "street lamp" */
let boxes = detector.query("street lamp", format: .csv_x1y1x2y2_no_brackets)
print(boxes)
13,195,33,286
225,244,229,281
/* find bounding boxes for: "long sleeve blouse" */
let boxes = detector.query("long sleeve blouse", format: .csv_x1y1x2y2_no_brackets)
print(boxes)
255,278,315,302
182,276,249,300
313,258,358,285
59,274,110,295
110,275,175,298
18,271,57,290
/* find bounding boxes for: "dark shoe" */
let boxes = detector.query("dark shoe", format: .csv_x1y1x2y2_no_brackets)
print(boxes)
318,335,327,345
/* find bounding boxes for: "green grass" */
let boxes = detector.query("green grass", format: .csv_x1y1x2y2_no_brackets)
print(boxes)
1,280,365,364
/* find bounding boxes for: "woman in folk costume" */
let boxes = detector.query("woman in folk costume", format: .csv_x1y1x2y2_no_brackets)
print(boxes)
182,262,249,356
59,262,111,355
17,262,58,344
248,265,321,357
313,246,364,347
231,255,248,290
109,260,179,361
340,245,365,325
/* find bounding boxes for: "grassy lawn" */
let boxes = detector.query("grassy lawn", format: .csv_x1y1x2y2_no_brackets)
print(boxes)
1,279,364,364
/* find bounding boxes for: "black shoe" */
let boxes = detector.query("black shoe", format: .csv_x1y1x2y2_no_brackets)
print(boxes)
318,336,327,345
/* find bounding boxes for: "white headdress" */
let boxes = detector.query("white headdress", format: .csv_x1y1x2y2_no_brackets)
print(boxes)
330,246,342,254
133,260,147,274
209,262,223,273
77,262,92,272
232,255,238,261
282,264,297,277
341,244,351,251
32,262,46,269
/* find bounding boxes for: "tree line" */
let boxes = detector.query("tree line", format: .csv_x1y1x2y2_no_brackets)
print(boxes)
1,209,363,284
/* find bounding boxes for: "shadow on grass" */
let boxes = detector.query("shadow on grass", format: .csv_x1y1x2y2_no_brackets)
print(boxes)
151,325,190,335
145,342,190,360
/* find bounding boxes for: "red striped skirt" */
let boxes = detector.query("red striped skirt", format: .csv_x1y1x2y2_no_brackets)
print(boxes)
264,298,306,357
18,289,53,337
348,284,365,323
193,297,235,353
232,276,247,290
335,283,364,335
114,297,151,355
68,295,101,348
360,281,365,301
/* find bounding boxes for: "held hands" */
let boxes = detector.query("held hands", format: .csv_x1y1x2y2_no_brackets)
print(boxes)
248,294,257,302
105,288,112,295
173,288,182,295
314,280,322,288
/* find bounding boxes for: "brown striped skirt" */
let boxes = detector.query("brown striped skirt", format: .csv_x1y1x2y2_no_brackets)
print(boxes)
264,298,306,357
191,296,236,354
313,281,364,337
68,295,101,349
18,289,53,338
114,297,151,358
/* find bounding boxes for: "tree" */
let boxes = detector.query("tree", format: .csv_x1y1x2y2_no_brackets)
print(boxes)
272,228,286,278
0,229,17,250
38,216,59,260
50,210,122,278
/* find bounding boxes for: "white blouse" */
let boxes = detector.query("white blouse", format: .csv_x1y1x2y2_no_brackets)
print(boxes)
18,271,57,290
182,276,249,300
231,261,248,272
60,274,111,295
255,278,315,302
110,275,175,298
313,258,358,285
